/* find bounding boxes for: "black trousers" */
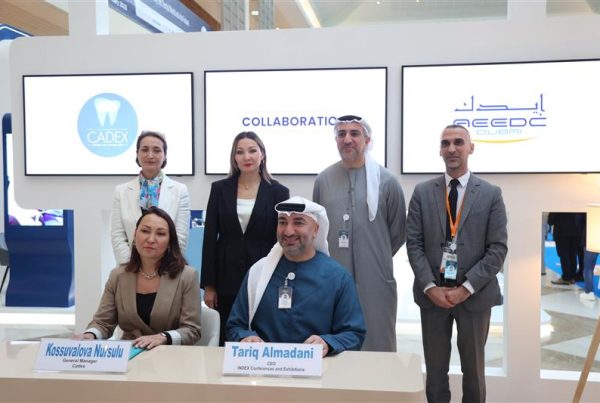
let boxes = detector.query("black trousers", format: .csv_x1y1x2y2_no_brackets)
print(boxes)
554,235,582,281
215,294,236,346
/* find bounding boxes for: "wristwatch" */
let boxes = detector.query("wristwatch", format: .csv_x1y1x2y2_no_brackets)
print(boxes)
160,331,172,345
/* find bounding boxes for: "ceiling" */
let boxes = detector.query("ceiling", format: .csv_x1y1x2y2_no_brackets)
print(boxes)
299,0,600,27
0,0,68,36
307,0,507,27
0,0,599,36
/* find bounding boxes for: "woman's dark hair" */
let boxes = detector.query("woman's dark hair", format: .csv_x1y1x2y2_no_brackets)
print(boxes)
136,130,168,168
228,131,273,183
125,206,186,279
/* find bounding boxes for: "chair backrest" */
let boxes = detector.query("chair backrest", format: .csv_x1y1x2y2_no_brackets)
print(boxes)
0,243,9,266
110,303,220,346
197,303,220,346
109,325,124,340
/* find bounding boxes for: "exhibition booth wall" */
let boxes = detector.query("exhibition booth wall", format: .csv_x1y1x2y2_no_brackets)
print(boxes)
5,8,600,401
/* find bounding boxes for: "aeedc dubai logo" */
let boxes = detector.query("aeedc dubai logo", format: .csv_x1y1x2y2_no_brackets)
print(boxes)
77,93,138,157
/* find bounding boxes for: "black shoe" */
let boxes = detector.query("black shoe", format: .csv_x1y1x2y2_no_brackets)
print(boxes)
551,278,573,285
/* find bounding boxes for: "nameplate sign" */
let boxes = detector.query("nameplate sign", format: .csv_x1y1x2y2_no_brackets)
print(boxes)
35,338,131,373
223,342,322,377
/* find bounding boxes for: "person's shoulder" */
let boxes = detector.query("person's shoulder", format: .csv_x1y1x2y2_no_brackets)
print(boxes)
245,253,272,285
378,164,395,178
115,177,137,191
108,265,128,281
314,252,348,275
324,161,343,173
249,254,271,272
316,161,343,179
210,176,236,189
264,178,288,191
379,165,401,179
469,174,502,192
163,175,187,189
414,175,442,190
379,166,404,188
180,265,199,280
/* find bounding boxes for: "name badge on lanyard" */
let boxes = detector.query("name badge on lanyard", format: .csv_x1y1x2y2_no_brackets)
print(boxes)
440,240,458,281
339,214,350,248
278,272,295,309
442,183,463,286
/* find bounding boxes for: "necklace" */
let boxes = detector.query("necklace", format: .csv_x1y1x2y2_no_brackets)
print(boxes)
239,179,260,190
139,270,158,280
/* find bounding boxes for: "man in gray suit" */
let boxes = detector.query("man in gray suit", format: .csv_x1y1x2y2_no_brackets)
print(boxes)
406,125,508,403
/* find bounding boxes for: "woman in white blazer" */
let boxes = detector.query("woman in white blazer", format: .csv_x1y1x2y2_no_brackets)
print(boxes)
111,131,190,264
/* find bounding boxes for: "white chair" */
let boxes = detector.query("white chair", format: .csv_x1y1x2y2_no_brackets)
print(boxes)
0,247,9,295
197,303,220,346
0,233,9,294
108,325,123,340
109,303,220,346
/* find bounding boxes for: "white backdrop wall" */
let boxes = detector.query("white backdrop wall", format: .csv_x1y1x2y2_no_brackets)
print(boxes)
7,10,600,402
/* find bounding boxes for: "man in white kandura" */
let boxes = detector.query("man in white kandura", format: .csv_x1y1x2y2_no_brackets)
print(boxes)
313,115,406,352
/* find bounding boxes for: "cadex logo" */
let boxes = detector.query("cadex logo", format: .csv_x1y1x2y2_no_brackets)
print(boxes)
452,94,547,143
77,93,138,157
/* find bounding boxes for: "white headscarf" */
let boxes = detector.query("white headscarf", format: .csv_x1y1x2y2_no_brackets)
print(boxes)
246,196,329,326
334,115,381,222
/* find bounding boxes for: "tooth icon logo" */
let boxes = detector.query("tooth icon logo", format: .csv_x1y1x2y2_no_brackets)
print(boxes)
94,97,121,126
78,93,137,158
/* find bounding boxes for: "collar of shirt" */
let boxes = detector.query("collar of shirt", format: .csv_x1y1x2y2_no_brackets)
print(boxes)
444,171,470,223
444,171,470,188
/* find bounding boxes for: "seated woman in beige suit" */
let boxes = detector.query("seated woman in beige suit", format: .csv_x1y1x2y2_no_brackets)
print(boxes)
79,207,201,348
111,130,190,265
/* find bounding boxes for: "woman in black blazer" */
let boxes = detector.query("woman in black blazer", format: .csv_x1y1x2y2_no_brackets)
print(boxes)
201,131,289,345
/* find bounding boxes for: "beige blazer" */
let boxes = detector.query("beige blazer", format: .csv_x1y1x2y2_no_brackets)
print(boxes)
87,265,201,345
111,175,190,264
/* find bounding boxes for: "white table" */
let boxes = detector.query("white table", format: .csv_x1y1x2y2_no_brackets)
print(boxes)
0,341,424,402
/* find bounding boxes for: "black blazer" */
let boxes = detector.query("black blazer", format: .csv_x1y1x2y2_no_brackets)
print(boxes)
201,176,289,296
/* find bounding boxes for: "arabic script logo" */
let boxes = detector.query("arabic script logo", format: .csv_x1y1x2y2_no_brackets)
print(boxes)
452,94,547,143
77,93,138,157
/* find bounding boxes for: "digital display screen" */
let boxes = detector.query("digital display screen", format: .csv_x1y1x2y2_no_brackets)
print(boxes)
204,68,387,175
402,59,600,173
6,133,63,226
23,72,194,175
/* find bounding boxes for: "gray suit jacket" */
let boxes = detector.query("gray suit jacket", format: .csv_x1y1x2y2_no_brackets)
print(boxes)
407,174,507,312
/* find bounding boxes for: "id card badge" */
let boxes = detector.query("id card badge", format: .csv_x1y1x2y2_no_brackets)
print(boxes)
440,251,458,281
278,286,293,309
338,230,349,248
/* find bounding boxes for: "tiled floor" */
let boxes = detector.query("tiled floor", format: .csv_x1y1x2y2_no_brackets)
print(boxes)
0,271,75,341
541,271,600,372
541,239,600,372
393,246,505,370
394,243,600,373
0,244,598,375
